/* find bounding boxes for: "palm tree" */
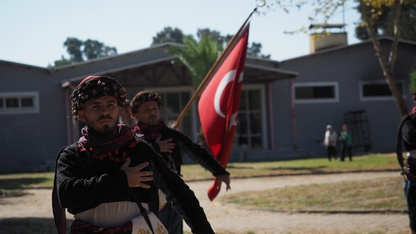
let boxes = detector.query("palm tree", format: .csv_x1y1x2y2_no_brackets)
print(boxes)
168,34,223,88
168,34,223,150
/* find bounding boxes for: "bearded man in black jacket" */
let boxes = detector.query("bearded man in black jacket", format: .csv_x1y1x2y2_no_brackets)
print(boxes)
53,76,214,234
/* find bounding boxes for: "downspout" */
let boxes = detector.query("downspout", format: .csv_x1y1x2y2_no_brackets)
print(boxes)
289,77,297,151
267,82,275,149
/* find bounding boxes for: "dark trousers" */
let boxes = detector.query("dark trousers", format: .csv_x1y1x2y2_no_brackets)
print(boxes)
341,144,352,161
404,178,416,231
327,146,336,161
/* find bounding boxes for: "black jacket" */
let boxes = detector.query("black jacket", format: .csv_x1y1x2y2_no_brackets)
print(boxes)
150,125,229,177
56,136,214,233
401,114,416,152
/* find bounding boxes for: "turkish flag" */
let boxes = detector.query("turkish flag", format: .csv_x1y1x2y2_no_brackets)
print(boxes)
198,24,249,201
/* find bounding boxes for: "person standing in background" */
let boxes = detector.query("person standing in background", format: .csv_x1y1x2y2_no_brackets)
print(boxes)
119,99,137,129
339,124,353,161
323,124,337,161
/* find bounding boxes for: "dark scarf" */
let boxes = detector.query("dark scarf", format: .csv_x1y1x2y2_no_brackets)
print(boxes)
78,124,140,162
136,121,166,143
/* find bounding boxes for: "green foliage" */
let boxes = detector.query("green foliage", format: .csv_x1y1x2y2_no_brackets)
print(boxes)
151,26,185,45
50,37,117,68
83,39,117,60
154,26,270,80
248,42,270,59
410,70,416,93
166,26,271,87
64,37,84,62
355,1,416,41
168,34,222,87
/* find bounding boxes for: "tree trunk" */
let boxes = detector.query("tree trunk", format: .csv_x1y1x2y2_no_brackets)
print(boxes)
358,0,408,117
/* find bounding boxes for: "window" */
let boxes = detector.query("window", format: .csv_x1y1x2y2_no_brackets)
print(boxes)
236,86,265,149
0,92,39,115
293,82,339,104
359,81,402,101
153,89,193,137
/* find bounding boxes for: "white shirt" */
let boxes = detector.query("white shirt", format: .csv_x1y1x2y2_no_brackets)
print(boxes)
74,201,144,228
324,130,337,147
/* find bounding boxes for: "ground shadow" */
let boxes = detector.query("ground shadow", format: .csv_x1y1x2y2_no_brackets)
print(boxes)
0,217,72,234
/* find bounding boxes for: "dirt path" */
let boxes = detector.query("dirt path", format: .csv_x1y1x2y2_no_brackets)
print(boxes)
0,171,409,234
184,171,408,234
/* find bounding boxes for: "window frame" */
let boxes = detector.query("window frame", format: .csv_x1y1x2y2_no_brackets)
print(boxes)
359,80,403,101
236,84,267,149
147,86,196,139
293,82,339,104
0,92,40,115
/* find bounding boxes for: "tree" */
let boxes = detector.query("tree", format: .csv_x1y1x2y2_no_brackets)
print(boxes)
167,31,223,146
50,37,117,68
357,0,410,116
63,37,84,63
83,39,117,60
151,27,185,45
153,26,270,60
168,33,222,87
266,0,414,116
355,2,416,41
248,42,271,59
410,70,416,93
196,28,270,58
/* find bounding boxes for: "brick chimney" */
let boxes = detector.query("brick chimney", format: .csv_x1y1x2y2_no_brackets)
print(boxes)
309,24,348,53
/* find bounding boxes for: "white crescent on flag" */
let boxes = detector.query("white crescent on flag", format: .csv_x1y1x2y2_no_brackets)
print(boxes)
214,70,245,119
214,70,236,118
197,22,249,201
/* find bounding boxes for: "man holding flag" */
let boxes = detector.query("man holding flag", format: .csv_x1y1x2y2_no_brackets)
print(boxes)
130,6,253,232
130,90,231,234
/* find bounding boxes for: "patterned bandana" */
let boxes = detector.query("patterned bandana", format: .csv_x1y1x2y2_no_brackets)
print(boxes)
70,75,127,120
130,90,162,114
78,124,140,163
135,121,166,142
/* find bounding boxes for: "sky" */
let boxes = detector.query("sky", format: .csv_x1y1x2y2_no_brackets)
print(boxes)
0,0,361,68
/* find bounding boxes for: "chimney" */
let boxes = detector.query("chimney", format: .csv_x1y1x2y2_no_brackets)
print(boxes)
309,24,348,53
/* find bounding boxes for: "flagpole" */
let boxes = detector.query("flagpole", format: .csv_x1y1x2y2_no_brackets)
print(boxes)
173,7,258,128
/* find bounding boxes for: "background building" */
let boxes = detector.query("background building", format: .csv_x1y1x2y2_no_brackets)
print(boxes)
1,37,415,173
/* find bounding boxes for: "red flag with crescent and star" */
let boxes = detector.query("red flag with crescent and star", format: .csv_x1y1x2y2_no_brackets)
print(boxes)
198,23,249,201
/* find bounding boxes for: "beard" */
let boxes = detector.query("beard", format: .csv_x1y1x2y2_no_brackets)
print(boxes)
146,115,159,125
88,115,118,135
98,123,116,135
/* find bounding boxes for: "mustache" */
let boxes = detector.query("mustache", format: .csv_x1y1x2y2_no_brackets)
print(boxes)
98,115,113,121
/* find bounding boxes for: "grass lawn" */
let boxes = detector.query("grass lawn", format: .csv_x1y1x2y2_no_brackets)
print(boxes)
219,176,406,212
0,153,404,209
181,152,400,181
